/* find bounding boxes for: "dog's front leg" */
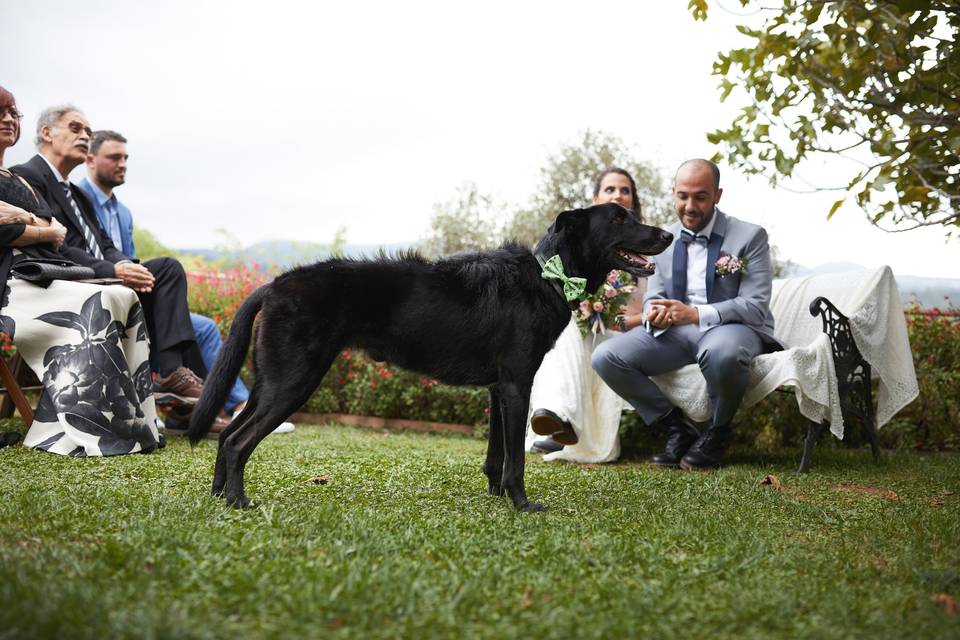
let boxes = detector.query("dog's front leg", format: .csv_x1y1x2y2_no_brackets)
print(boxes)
482,387,505,496
498,379,546,512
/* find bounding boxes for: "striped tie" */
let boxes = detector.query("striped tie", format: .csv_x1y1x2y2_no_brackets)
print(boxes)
61,182,104,260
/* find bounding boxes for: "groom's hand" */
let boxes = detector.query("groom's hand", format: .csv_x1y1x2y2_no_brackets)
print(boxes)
647,300,699,327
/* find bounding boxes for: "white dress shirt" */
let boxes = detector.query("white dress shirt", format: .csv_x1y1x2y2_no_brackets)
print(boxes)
682,212,721,331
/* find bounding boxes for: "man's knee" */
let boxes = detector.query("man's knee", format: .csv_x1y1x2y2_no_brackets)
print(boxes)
697,342,753,377
591,340,622,378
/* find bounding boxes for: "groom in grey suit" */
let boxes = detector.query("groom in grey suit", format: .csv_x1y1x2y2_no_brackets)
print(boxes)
592,159,781,469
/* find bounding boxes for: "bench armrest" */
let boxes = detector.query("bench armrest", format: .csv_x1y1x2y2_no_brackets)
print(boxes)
808,295,875,432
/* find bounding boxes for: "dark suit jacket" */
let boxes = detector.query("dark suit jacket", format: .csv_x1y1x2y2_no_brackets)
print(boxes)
11,154,126,278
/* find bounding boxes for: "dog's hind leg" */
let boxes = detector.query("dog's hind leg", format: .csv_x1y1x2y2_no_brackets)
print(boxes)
482,387,505,496
220,356,334,508
496,375,546,512
211,397,258,497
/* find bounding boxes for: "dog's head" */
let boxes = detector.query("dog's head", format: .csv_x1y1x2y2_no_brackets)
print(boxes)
536,203,673,287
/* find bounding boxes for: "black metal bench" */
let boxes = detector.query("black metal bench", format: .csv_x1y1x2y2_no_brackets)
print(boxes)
798,296,880,472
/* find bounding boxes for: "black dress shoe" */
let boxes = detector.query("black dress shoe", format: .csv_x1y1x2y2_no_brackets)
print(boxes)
530,438,564,454
650,417,700,467
0,431,21,448
680,425,732,470
530,408,578,445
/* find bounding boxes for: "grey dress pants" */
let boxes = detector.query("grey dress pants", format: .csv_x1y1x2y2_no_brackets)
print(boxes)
591,323,764,428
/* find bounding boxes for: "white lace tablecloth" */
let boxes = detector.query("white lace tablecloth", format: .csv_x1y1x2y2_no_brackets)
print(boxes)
651,265,918,439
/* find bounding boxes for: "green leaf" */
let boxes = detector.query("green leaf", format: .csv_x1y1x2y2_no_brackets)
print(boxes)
827,198,844,220
688,0,709,21
719,78,736,101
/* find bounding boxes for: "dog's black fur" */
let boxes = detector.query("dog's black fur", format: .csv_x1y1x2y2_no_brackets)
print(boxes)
188,203,672,510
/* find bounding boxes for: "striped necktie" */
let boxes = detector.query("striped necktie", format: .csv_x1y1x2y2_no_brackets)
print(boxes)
61,182,104,260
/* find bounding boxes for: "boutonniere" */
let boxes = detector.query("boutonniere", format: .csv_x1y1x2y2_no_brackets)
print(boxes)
715,253,748,277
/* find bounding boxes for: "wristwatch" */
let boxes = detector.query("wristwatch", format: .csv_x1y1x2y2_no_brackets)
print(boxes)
615,314,627,332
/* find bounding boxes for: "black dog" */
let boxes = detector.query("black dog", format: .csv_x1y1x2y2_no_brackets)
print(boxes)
188,203,672,511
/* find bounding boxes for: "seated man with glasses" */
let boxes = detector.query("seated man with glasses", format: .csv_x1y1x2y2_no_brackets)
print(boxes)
12,105,208,412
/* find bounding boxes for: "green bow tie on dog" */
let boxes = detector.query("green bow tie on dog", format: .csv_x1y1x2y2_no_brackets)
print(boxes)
540,255,587,302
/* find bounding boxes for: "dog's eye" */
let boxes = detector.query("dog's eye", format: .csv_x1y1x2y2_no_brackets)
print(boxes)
613,212,626,225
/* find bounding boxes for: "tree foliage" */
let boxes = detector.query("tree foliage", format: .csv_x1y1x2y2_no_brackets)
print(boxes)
694,0,960,233
505,130,673,247
424,130,673,255
421,183,506,257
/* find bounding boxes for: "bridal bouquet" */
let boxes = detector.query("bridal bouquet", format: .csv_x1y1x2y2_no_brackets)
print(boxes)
576,270,636,337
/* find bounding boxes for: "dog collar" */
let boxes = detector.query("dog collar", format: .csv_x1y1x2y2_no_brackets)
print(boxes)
535,253,585,309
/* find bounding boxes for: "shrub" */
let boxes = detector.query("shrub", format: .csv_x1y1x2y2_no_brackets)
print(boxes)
186,267,271,335
303,351,488,426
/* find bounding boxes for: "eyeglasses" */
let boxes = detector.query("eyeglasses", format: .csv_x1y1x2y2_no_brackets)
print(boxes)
0,107,23,121
63,120,93,137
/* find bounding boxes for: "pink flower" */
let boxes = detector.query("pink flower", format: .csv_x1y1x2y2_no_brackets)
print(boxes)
579,300,591,312
593,301,604,312
603,286,617,298
606,271,619,283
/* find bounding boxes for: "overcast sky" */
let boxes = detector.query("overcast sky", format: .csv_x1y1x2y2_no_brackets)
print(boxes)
3,0,956,279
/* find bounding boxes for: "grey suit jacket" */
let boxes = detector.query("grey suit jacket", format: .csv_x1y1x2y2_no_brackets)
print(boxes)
644,209,781,350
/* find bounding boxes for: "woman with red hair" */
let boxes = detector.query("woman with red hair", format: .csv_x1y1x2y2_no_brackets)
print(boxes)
0,86,162,455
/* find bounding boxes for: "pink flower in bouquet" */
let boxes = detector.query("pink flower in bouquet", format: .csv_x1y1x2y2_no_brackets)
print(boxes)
603,285,617,298
579,300,591,312
593,301,605,312
606,270,619,283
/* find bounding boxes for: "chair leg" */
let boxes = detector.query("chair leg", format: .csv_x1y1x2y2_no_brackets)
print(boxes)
798,421,826,473
0,355,34,426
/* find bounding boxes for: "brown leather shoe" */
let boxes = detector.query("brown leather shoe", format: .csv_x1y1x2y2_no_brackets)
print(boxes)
153,367,204,405
530,408,578,445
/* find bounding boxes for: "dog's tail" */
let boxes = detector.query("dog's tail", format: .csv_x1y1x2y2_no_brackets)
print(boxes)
188,284,270,444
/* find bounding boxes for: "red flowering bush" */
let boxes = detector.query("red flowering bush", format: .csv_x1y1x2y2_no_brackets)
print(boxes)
0,331,16,361
186,267,272,336
303,350,488,426
886,302,960,450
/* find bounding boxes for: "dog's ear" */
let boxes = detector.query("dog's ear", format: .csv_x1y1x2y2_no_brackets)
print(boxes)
553,209,590,236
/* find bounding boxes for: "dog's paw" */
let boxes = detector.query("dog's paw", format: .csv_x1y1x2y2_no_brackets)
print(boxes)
225,494,255,509
517,501,548,513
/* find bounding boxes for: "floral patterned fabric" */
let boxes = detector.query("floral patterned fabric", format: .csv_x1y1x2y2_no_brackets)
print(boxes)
2,278,160,456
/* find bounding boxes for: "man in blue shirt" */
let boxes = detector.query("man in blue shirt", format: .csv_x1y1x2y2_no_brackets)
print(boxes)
78,130,293,433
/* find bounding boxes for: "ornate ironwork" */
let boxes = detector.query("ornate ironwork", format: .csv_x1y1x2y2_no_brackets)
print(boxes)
798,297,880,472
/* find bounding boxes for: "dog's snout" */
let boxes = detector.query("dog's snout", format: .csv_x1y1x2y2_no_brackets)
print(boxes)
660,230,674,244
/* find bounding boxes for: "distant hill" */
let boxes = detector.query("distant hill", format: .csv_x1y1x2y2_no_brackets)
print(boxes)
781,261,960,308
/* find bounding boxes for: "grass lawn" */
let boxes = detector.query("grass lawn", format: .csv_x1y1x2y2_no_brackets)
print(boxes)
1,420,958,639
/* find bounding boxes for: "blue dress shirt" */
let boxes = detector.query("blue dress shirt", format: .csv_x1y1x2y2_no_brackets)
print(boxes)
77,177,137,259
